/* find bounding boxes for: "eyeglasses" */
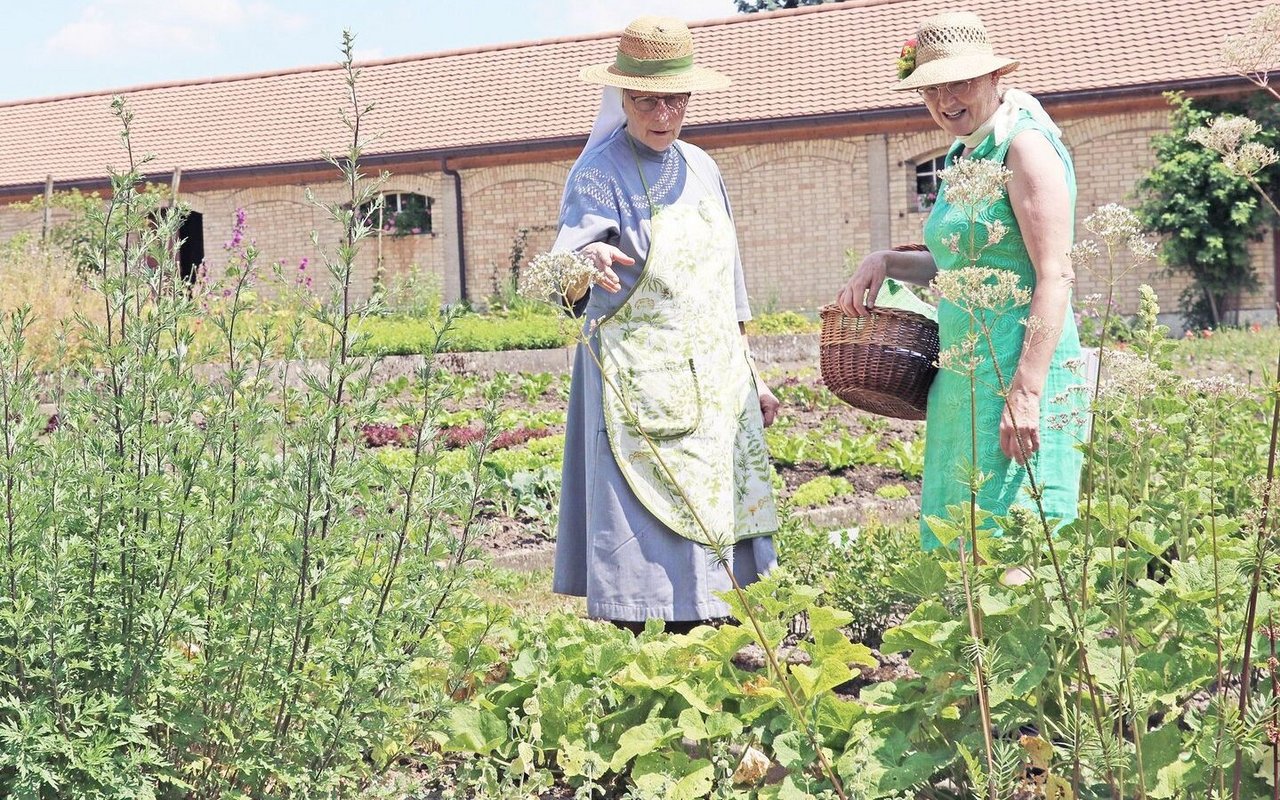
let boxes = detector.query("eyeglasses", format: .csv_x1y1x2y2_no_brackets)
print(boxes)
626,93,690,113
915,79,976,101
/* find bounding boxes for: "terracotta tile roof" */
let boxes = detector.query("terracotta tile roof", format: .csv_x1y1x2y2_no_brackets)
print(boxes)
0,0,1265,190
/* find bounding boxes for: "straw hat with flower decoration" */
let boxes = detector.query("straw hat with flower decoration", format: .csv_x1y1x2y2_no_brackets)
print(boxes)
894,10,1018,91
580,16,730,93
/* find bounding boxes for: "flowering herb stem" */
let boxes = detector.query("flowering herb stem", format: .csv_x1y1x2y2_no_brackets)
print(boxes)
1231,302,1280,800
961,329,998,800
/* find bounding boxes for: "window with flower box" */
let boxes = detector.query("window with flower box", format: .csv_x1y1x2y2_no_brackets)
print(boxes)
359,192,433,236
912,154,947,213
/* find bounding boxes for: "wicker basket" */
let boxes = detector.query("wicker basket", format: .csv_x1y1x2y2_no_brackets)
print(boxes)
819,303,940,421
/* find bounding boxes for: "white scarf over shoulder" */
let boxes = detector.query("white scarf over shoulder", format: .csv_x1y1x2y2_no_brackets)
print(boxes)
958,88,1061,151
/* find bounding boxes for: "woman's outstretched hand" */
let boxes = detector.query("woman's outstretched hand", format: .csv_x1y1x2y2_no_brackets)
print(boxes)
580,242,635,294
835,252,888,317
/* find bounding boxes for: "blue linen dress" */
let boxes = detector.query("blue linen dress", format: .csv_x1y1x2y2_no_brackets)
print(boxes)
551,127,777,622
919,111,1088,549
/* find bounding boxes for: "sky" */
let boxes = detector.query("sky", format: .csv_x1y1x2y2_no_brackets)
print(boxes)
5,0,742,103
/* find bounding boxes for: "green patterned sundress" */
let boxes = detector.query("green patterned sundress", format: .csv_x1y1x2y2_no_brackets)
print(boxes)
919,111,1088,550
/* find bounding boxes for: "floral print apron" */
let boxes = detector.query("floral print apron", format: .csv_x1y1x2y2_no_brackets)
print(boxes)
594,151,777,549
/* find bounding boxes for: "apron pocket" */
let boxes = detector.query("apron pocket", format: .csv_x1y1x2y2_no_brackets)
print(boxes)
618,359,701,440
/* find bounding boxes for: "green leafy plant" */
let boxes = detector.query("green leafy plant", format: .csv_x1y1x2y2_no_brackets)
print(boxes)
354,309,575,354
516,371,557,403
820,431,882,471
777,518,930,647
764,425,811,466
791,475,854,507
439,576,879,799
876,437,925,480
874,484,911,500
772,375,843,411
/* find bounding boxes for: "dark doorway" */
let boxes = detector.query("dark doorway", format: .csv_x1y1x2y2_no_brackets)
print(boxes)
178,210,204,284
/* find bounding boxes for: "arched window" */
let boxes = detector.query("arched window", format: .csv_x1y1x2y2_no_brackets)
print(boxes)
912,154,947,213
359,192,433,235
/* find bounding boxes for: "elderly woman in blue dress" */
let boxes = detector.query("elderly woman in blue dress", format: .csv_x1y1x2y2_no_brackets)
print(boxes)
551,17,780,633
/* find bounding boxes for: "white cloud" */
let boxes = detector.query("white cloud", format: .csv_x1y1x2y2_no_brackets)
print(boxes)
44,0,308,60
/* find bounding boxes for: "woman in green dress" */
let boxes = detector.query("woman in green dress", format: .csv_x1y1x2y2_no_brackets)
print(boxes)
835,10,1087,549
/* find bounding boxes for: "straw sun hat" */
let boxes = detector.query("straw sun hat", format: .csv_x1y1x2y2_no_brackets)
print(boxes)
894,10,1019,91
580,16,730,93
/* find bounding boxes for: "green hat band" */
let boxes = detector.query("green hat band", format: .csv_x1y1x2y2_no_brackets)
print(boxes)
614,52,694,77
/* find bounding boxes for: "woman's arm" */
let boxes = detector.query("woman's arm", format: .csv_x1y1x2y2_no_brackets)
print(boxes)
554,160,636,306
1000,130,1075,465
836,249,939,317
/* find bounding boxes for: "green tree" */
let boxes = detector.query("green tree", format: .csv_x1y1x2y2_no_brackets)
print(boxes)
1138,92,1280,328
735,0,843,12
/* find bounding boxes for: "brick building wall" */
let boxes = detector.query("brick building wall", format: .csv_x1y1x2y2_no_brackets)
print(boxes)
1060,110,1193,315
2,108,1274,325
719,138,866,312
187,175,454,304
460,163,566,302
449,107,1277,319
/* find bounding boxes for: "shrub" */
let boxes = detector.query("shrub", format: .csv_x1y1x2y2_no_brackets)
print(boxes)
776,518,927,646
7,186,107,277
1138,92,1280,327
744,309,820,335
379,263,444,317
0,235,102,368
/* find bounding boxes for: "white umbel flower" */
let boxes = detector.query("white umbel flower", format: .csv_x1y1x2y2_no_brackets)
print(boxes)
938,158,1012,208
518,250,598,302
